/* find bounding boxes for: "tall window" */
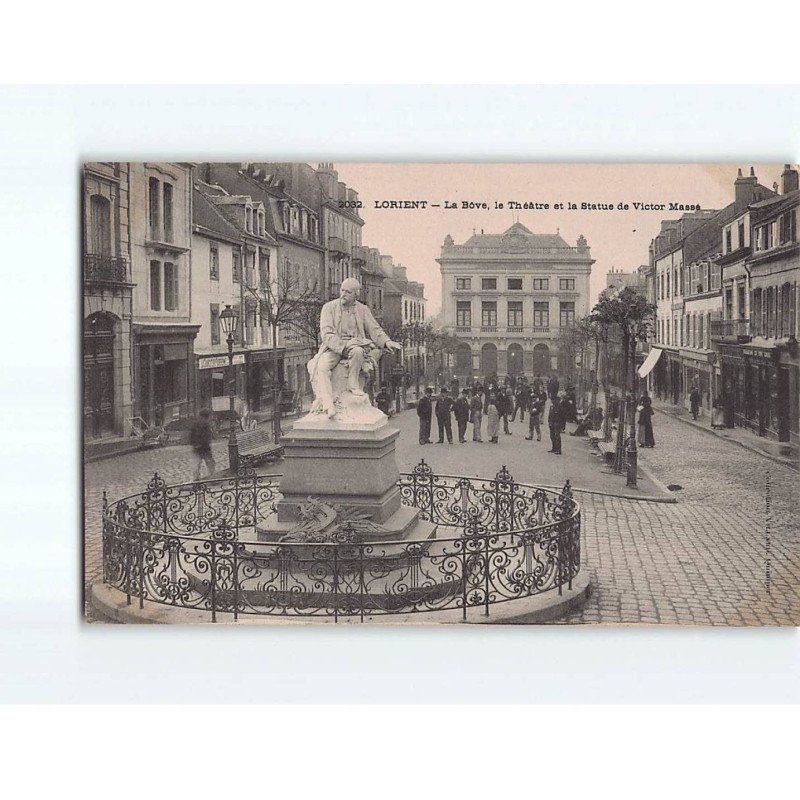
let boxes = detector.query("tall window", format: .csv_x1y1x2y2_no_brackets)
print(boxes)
711,262,721,291
752,289,762,335
559,278,575,291
90,194,112,256
163,262,177,311
210,304,220,345
481,278,497,290
507,301,523,327
559,302,575,328
779,209,797,245
725,228,732,253
150,260,161,310
481,301,497,327
456,301,471,327
210,245,219,280
148,177,160,239
507,278,522,291
684,267,691,297
738,221,746,248
738,284,746,319
232,249,241,283
534,302,549,328
725,289,733,320
533,278,549,291
691,264,699,294
666,272,670,298
163,183,173,242
259,252,270,289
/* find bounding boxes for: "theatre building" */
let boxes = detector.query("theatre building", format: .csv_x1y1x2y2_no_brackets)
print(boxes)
438,223,593,382
129,163,199,427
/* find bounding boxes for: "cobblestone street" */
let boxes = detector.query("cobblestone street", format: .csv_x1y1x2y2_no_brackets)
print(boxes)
84,409,800,625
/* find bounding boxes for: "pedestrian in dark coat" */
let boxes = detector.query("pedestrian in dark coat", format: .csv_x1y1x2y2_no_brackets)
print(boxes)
469,391,483,442
689,385,701,421
435,388,454,444
548,398,563,454
190,408,216,480
454,389,471,443
547,373,560,401
637,395,655,447
559,393,572,432
511,382,529,422
497,388,513,434
417,387,433,444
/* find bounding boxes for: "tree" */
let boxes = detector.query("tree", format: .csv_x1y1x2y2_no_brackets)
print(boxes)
249,266,323,443
589,287,655,474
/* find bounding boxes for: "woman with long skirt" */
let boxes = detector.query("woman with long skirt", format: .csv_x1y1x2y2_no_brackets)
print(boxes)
637,395,655,448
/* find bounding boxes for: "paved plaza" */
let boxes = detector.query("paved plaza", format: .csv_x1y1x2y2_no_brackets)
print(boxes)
83,409,800,625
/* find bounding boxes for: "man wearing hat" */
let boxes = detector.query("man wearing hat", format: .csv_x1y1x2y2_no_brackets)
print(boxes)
417,386,434,444
453,388,471,444
435,387,455,444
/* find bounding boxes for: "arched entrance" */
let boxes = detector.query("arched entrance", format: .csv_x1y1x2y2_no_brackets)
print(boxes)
507,343,523,377
481,343,497,379
84,312,116,438
455,343,472,377
532,343,550,377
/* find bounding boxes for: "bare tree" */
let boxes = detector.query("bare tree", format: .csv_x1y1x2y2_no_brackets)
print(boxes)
248,267,323,443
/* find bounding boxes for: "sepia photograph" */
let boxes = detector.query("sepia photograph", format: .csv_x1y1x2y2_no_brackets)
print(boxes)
83,161,800,625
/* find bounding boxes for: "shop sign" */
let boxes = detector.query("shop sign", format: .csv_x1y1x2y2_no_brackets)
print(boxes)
199,354,245,369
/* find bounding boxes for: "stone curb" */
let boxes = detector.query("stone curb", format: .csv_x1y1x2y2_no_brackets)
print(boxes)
653,407,798,473
90,574,591,626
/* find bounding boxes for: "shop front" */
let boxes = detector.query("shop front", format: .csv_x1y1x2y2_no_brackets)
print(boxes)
680,348,716,414
196,352,247,416
247,348,285,412
133,323,199,427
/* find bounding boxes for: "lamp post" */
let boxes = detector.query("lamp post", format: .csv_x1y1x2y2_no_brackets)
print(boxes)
219,304,239,467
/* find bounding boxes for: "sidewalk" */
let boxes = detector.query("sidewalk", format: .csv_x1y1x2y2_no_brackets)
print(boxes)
652,400,799,471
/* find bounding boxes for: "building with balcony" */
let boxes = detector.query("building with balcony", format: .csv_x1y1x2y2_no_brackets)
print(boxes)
713,165,799,442
315,163,365,298
82,162,135,440
438,222,593,382
650,168,774,413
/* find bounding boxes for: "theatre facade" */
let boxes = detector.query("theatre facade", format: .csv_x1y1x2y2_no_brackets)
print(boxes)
438,223,593,382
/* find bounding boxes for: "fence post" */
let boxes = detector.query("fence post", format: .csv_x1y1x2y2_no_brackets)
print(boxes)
137,529,144,610
483,534,490,617
359,543,365,623
210,540,217,624
333,545,339,624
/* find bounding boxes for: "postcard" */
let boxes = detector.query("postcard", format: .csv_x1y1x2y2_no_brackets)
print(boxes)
83,161,799,625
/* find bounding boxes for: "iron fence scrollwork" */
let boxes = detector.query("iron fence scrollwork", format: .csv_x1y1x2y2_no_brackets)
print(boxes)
100,460,581,622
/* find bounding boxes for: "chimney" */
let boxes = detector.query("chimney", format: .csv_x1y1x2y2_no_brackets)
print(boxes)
734,165,759,206
781,164,799,194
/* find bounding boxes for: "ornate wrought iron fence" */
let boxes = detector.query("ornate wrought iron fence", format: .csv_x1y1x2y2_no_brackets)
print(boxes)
100,461,581,622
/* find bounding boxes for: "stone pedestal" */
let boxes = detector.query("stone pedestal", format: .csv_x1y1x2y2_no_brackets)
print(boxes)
257,382,435,543
277,404,401,524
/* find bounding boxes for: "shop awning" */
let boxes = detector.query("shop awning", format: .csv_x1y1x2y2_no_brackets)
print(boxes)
638,347,663,378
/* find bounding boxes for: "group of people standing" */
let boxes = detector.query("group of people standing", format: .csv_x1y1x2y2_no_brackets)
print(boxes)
415,373,578,455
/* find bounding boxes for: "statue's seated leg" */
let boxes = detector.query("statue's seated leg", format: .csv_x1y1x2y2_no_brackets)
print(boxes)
347,348,367,396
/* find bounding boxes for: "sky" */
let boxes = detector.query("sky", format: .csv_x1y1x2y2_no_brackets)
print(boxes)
333,163,789,317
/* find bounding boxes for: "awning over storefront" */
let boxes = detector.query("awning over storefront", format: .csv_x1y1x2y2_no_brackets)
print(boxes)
638,347,663,378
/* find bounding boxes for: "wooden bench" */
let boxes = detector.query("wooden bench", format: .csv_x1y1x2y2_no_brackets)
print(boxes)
595,440,617,463
229,428,284,472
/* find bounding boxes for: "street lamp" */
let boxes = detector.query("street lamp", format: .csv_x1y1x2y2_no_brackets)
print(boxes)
219,304,239,455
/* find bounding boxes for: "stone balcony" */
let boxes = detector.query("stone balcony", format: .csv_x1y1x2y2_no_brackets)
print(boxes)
710,318,751,343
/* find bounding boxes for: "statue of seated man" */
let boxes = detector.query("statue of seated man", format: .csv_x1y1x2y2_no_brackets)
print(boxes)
308,278,402,418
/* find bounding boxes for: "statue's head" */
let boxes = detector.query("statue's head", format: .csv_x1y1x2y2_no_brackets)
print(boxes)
340,278,361,305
